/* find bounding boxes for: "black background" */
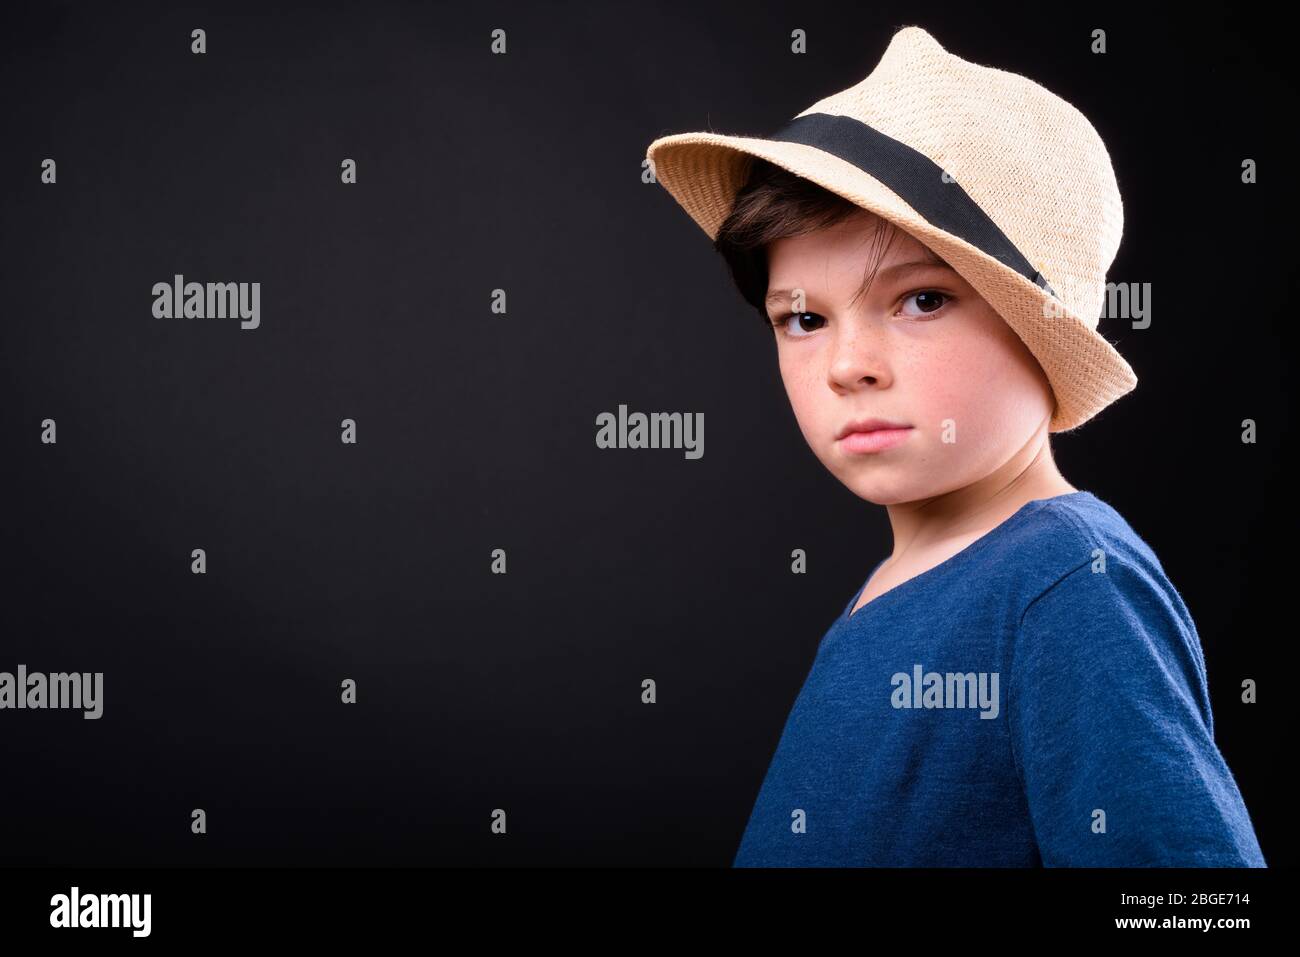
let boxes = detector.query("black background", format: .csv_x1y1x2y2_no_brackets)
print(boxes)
2,1,1293,867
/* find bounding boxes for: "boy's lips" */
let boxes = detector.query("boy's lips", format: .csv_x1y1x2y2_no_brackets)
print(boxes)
836,419,914,454
834,417,912,440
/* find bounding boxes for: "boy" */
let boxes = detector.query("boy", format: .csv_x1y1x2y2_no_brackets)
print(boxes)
644,26,1265,866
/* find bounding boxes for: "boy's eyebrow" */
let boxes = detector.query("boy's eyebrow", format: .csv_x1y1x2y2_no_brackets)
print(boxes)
766,258,955,306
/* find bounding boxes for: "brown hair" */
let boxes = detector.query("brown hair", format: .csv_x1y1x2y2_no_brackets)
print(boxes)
714,156,920,328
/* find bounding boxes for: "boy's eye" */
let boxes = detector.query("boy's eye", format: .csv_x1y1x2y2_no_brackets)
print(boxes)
770,312,826,337
899,290,951,318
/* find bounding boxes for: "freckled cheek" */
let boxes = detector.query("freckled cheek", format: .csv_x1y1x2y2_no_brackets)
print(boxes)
778,355,829,431
909,338,1019,423
777,349,811,391
898,344,1001,424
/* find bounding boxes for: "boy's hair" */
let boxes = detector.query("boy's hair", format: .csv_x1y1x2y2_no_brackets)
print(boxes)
714,157,916,329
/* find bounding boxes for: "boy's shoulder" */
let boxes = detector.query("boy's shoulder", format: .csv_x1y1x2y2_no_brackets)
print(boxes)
1016,490,1162,566
986,491,1180,619
991,491,1207,698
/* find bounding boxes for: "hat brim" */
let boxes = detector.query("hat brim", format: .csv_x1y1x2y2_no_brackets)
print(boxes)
646,131,1138,433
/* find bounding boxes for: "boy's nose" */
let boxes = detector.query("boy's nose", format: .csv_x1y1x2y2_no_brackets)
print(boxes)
827,324,890,390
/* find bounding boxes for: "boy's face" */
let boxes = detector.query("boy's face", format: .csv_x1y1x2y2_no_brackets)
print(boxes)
764,210,1056,506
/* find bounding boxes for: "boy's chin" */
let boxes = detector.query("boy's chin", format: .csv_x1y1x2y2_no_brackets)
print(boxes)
830,472,918,507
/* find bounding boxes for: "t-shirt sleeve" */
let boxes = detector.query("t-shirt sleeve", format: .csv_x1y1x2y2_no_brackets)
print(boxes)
1008,559,1266,866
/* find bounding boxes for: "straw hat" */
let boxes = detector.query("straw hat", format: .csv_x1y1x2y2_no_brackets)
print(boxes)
645,25,1137,433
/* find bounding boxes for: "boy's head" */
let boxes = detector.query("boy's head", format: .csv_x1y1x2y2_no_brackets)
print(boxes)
716,158,1058,506
646,25,1139,446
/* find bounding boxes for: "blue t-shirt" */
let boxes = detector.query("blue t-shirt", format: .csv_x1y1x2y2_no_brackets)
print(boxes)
733,490,1266,867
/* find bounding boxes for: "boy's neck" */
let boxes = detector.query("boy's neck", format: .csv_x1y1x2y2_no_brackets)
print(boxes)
881,436,1074,563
